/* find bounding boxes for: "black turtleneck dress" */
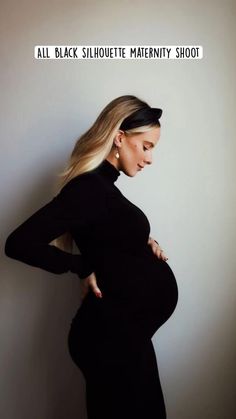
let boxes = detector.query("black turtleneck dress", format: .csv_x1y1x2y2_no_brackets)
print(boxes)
5,159,178,419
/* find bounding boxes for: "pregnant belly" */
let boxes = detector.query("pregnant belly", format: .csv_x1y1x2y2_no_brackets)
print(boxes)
68,250,178,369
92,249,179,336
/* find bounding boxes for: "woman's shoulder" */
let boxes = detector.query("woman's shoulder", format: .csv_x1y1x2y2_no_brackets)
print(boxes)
58,170,105,199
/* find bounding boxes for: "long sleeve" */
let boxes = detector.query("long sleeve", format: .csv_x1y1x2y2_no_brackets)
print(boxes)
4,176,96,279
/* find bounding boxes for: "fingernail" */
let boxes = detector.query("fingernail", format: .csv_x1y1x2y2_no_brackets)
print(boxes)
95,292,102,298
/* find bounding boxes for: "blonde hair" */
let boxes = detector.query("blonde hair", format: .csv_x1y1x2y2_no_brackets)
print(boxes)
51,95,161,252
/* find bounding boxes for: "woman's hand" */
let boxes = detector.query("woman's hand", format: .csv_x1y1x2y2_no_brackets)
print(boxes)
148,236,168,261
80,272,103,300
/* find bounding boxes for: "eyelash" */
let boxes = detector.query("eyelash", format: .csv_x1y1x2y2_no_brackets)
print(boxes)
143,146,149,151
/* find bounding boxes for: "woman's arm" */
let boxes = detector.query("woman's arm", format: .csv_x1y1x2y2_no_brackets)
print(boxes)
4,176,95,279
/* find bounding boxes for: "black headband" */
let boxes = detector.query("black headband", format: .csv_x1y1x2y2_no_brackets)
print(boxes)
120,107,162,131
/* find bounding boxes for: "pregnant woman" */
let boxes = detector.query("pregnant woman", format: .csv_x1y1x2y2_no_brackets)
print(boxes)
5,95,178,419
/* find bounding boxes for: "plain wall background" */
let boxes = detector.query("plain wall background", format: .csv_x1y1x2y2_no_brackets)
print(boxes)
1,0,236,418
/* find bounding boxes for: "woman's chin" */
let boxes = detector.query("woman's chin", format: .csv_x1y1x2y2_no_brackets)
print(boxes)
121,167,137,177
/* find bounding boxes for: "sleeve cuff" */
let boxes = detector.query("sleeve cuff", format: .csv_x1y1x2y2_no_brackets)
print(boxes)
70,254,94,279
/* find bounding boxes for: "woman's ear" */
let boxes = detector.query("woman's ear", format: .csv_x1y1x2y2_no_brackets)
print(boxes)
114,130,125,148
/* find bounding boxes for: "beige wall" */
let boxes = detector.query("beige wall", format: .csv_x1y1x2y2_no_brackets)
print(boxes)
1,0,236,418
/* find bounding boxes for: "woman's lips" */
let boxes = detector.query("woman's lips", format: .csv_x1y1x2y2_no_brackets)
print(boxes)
137,164,144,170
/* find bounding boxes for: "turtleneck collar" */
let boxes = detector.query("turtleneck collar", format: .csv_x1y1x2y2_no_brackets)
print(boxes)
95,159,120,183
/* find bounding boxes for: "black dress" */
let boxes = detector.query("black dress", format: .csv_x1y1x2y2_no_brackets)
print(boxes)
5,159,178,419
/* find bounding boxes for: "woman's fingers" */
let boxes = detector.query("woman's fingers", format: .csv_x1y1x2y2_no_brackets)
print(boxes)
159,249,168,261
90,278,103,298
81,272,103,299
148,237,168,261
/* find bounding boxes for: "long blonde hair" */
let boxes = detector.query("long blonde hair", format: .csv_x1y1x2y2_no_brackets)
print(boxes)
51,95,161,252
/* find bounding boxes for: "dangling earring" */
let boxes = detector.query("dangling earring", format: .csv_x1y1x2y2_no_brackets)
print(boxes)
115,148,120,159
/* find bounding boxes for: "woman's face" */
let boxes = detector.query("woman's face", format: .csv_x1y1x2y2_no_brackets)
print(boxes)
115,126,161,177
